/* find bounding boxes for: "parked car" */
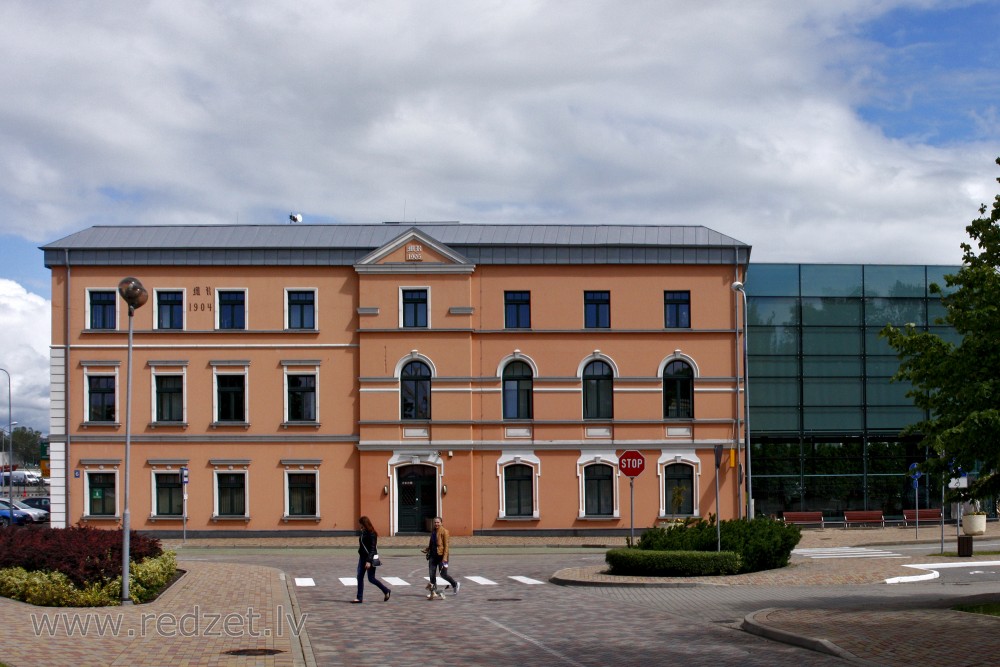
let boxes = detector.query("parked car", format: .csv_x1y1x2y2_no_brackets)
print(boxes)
1,471,44,486
0,499,48,523
0,506,29,527
21,496,50,512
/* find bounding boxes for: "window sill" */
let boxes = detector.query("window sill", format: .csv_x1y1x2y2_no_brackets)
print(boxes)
281,421,320,429
578,514,620,521
210,422,250,429
149,514,185,522
81,422,121,429
496,515,539,521
282,515,322,523
283,328,319,333
81,514,120,521
149,421,188,429
212,515,251,523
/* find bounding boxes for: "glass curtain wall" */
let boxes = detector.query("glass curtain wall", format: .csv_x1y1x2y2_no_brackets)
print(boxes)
745,264,961,519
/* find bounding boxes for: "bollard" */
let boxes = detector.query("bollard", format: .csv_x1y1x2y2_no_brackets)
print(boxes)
957,535,974,557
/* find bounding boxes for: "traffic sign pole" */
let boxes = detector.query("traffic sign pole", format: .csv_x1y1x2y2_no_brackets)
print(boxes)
618,451,645,546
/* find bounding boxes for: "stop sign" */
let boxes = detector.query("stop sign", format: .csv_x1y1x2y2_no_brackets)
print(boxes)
618,450,645,477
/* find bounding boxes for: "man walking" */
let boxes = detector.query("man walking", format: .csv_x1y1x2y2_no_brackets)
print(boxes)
424,516,460,599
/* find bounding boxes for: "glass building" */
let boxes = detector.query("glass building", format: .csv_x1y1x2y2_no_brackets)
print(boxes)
745,264,961,519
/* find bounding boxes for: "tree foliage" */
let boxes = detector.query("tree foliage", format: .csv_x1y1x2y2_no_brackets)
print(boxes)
882,157,1000,501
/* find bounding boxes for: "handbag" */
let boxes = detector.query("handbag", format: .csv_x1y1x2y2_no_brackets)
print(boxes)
370,553,382,567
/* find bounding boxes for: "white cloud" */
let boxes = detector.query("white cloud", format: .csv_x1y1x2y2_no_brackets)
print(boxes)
0,280,51,434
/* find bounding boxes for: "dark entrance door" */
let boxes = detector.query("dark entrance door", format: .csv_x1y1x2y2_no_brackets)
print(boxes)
397,465,437,533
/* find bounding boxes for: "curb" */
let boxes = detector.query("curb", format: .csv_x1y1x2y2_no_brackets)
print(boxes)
282,572,316,667
550,566,718,588
741,608,881,666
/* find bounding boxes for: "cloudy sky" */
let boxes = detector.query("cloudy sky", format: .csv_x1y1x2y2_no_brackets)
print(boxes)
1,0,999,434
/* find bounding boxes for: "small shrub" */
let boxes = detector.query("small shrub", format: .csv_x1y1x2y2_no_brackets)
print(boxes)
606,548,741,576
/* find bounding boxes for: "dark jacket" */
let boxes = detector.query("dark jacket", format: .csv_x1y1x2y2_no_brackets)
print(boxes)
358,530,378,563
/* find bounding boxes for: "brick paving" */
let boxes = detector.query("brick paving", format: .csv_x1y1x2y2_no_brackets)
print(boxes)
3,521,1000,666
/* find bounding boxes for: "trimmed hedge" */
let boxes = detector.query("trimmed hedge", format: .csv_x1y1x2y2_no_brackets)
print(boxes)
606,548,741,576
635,516,801,574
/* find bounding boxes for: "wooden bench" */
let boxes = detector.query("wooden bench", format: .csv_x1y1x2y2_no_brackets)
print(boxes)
782,511,825,527
902,508,942,525
844,510,885,528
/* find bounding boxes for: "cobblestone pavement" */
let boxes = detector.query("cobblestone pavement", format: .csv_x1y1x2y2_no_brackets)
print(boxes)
4,521,1000,666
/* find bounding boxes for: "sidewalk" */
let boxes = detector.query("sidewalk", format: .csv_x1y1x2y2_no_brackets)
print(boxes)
2,521,998,666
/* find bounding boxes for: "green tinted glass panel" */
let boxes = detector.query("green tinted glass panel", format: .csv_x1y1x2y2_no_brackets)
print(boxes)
752,378,799,407
866,356,903,376
866,378,913,406
865,328,897,355
800,265,862,297
752,442,799,474
867,406,924,430
804,475,865,510
801,298,862,325
864,265,925,297
929,326,963,345
750,356,798,377
926,266,959,296
803,357,861,377
803,406,862,430
747,264,798,296
803,378,861,406
802,327,862,354
865,298,926,326
804,441,864,475
751,407,799,432
748,297,798,325
927,300,948,324
749,326,798,355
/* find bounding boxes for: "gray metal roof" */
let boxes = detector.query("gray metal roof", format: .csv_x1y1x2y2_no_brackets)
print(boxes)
42,222,750,267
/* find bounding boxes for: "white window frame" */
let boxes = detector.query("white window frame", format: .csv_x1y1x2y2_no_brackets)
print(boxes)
215,288,249,330
150,469,185,518
399,286,431,328
284,287,318,331
82,363,120,424
212,364,250,425
497,451,540,520
283,363,320,424
657,449,702,518
86,288,119,331
153,288,186,331
283,468,320,519
576,451,621,519
150,364,187,424
213,469,249,519
83,468,119,518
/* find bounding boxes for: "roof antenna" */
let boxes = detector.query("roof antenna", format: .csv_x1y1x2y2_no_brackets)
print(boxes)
289,213,303,224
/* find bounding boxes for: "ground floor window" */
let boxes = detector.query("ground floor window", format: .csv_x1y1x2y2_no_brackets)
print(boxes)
286,472,317,516
503,464,534,517
664,464,694,515
584,463,615,516
154,472,183,516
216,472,247,517
87,472,117,516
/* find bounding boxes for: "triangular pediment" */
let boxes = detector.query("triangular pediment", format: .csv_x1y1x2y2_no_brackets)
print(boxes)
354,227,475,274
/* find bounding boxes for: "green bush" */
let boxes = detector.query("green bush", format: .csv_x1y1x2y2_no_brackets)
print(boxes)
635,516,800,573
0,551,177,606
606,548,741,576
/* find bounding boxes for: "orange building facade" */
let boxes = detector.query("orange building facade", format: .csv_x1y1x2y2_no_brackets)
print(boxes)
43,222,750,536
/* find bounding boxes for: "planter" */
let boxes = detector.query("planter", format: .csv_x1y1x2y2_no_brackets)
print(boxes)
962,513,987,536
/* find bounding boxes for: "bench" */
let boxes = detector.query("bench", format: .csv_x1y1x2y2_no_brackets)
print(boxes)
844,510,885,528
902,508,942,525
782,511,825,527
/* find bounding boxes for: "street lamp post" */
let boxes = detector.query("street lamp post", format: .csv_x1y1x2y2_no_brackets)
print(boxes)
117,277,147,604
731,282,753,519
0,369,12,518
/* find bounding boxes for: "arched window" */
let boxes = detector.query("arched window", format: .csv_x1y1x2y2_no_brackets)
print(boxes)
502,361,533,419
663,360,693,418
503,464,534,517
400,360,431,420
584,463,615,516
664,463,694,516
583,360,613,419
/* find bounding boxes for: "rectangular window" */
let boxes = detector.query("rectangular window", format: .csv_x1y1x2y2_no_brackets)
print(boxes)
664,291,691,328
156,290,184,329
584,291,610,328
218,290,246,330
287,290,316,330
89,290,117,330
504,291,531,329
155,472,183,516
87,376,116,422
287,473,317,516
216,472,246,517
402,289,428,328
155,375,184,422
87,472,116,516
287,374,317,422
216,374,246,422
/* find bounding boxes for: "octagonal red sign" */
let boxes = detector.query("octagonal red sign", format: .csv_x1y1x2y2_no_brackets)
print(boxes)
618,450,645,477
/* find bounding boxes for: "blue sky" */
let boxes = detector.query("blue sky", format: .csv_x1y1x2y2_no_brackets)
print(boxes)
1,0,999,434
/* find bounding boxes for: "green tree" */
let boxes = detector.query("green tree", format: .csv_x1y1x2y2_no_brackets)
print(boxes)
882,157,1000,501
11,426,43,468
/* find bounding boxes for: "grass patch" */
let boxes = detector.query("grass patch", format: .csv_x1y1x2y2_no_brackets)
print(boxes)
928,550,1000,558
953,602,1000,617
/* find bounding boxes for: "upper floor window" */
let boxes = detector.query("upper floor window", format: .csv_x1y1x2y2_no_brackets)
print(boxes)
89,290,117,330
287,290,316,330
663,360,694,418
502,361,533,420
155,375,184,422
400,360,431,419
583,360,613,419
155,290,184,330
584,291,610,328
216,374,246,422
287,374,317,422
402,289,428,328
664,291,691,328
87,375,116,422
218,290,246,330
504,291,531,329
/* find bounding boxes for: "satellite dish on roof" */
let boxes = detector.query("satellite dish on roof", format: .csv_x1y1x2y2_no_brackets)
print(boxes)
289,213,303,223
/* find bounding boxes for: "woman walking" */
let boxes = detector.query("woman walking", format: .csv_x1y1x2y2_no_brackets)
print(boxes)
353,515,391,603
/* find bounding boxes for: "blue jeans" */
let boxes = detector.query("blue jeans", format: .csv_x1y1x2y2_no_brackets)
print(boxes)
356,556,389,601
